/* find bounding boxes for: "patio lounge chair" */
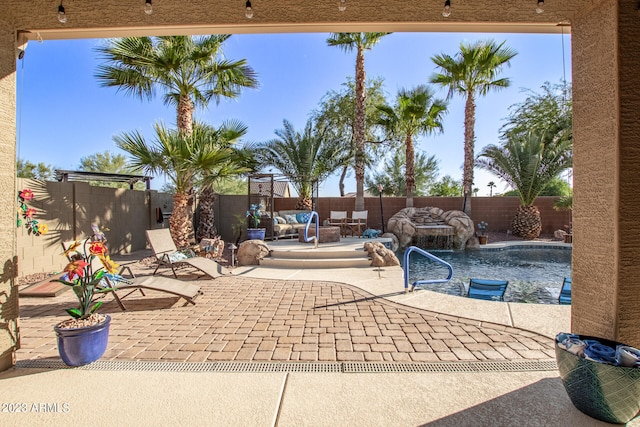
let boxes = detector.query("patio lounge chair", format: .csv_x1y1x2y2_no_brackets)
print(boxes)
559,277,572,304
145,229,232,279
62,240,203,310
345,210,368,237
468,278,509,301
327,211,348,236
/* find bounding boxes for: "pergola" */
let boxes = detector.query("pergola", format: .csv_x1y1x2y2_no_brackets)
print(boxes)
55,169,153,190
1,0,638,372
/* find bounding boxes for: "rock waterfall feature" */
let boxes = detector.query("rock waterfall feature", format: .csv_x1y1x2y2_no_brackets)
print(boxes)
387,207,475,250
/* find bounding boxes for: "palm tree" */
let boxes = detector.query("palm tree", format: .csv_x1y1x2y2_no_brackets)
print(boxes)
115,122,253,248
487,181,496,197
430,39,517,216
95,35,258,137
326,32,391,210
475,129,573,239
196,120,256,241
375,85,447,207
256,119,349,210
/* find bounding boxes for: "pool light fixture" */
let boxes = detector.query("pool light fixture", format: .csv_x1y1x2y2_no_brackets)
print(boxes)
245,0,254,19
536,0,544,13
145,0,153,15
338,0,347,12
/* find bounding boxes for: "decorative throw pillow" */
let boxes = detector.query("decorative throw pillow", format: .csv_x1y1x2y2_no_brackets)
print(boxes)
169,250,190,263
297,212,311,223
285,214,298,224
276,216,287,225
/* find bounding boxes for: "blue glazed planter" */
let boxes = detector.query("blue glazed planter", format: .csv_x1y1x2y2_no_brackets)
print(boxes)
555,333,640,424
246,228,266,240
54,315,111,366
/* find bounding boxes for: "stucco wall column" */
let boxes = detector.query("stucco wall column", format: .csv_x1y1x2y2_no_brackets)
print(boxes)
0,25,19,371
572,1,640,346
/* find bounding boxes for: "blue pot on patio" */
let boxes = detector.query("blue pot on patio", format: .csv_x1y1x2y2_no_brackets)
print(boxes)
54,315,111,366
555,333,640,424
246,228,266,240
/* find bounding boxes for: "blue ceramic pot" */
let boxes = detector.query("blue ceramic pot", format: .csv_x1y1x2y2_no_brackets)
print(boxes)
555,333,640,424
246,228,266,240
54,315,111,366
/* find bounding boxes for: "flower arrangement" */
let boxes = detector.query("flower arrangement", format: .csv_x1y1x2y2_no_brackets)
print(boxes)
17,188,48,236
56,225,120,326
246,203,263,228
477,221,489,236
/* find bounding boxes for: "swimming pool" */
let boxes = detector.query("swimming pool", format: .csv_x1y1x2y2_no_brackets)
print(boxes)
399,246,572,304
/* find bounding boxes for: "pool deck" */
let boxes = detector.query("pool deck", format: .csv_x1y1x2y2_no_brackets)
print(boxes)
4,238,630,426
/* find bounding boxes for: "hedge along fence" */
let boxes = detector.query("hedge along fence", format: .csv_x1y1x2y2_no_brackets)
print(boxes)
213,195,572,244
16,178,173,277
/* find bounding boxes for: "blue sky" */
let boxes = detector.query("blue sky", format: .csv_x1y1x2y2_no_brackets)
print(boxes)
16,31,571,196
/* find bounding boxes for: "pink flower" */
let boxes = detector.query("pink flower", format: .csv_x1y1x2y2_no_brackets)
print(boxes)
19,189,34,201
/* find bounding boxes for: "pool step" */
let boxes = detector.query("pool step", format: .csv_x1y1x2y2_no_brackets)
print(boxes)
261,248,371,269
260,257,371,269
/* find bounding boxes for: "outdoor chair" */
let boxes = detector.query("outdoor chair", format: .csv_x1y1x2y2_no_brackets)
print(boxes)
467,278,509,301
327,211,348,236
559,277,572,305
145,229,232,279
62,240,203,310
344,210,368,237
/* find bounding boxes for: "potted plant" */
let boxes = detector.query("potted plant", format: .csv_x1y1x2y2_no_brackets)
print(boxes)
477,221,489,245
54,226,120,366
246,203,266,240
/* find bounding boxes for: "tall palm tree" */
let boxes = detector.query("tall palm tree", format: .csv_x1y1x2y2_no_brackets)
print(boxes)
95,35,258,136
115,122,252,248
430,39,517,216
375,85,447,207
326,32,391,210
256,119,349,210
475,129,573,239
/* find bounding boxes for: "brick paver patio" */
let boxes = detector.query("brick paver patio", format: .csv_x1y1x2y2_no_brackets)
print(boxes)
17,274,556,364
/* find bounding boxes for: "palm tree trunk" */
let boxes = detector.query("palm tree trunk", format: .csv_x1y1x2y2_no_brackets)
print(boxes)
170,192,193,248
462,93,476,216
295,197,313,211
177,95,194,136
354,46,366,212
196,186,216,241
405,133,414,207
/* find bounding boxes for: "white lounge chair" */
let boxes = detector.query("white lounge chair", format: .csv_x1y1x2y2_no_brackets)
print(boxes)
62,239,203,310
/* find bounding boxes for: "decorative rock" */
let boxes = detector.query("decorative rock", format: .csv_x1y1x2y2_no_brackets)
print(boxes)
554,229,568,240
364,242,400,267
381,233,399,252
237,239,270,265
387,206,475,250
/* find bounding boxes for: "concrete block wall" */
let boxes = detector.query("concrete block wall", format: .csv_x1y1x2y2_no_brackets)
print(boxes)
16,178,173,277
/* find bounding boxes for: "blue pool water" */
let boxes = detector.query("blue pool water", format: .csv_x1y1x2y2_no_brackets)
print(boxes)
399,247,572,304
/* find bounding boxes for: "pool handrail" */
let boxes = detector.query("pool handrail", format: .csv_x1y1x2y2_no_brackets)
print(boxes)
403,246,454,292
302,211,319,249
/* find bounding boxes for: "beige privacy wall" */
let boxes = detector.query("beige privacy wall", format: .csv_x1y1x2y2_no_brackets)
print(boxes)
16,178,173,277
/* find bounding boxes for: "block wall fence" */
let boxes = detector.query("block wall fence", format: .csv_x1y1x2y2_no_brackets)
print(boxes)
16,181,570,277
214,195,572,245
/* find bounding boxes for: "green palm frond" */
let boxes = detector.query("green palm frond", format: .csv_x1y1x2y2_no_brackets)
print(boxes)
475,129,573,206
